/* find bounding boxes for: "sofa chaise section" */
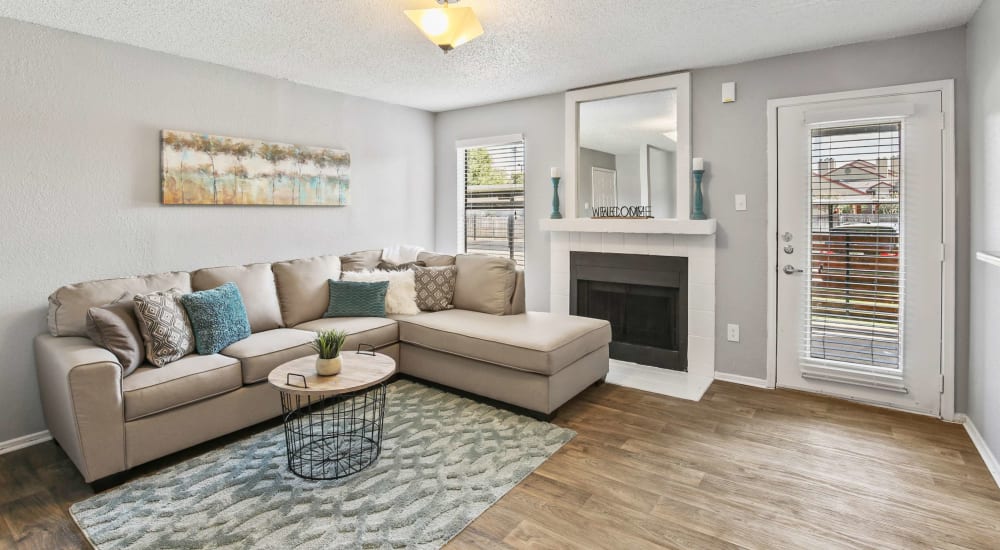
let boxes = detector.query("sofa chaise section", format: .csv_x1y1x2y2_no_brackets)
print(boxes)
397,310,611,415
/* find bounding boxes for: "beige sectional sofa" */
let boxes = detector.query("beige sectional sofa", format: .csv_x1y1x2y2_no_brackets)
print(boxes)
35,251,611,484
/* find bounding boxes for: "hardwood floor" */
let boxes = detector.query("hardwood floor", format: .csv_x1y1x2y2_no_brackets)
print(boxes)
2,381,998,549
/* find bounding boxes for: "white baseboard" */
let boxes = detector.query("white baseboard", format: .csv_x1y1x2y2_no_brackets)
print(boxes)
714,372,770,388
0,430,52,456
962,416,1000,489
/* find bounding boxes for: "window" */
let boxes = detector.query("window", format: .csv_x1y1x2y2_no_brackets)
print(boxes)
808,123,901,369
457,136,525,267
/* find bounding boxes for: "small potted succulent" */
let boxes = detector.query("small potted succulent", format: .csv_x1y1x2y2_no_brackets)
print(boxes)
312,329,348,376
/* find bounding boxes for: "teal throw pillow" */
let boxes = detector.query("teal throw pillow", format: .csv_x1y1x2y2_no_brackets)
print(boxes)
325,280,389,318
180,282,251,355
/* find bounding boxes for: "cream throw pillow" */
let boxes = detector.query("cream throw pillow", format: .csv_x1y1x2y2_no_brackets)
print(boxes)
341,270,420,315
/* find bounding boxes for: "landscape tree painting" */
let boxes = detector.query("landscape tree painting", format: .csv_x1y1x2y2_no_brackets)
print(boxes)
160,130,350,205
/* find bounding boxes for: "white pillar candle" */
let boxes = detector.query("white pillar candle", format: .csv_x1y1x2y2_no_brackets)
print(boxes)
692,157,704,171
551,167,561,178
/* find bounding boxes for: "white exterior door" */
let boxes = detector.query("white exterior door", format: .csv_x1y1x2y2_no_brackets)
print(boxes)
775,91,944,415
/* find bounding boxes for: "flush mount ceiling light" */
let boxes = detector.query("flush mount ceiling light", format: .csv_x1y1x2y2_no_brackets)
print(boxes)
405,0,484,53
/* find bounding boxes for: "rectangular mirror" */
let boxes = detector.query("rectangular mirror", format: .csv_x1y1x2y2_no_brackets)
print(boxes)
578,89,677,218
564,73,691,220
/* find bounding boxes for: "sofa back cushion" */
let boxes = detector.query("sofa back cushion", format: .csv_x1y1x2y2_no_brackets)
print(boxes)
340,250,383,273
272,255,341,327
452,254,516,316
376,259,426,271
191,263,283,333
48,271,191,337
510,268,526,315
416,251,456,267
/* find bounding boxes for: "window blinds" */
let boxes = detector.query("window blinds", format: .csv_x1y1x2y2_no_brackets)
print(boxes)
807,122,902,370
461,140,525,267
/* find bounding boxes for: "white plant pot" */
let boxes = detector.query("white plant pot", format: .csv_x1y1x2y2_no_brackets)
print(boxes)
315,355,342,376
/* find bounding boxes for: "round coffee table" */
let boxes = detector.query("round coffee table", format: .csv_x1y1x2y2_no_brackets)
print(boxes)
268,350,396,480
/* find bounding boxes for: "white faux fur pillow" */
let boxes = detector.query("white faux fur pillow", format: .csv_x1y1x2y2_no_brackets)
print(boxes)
341,270,420,315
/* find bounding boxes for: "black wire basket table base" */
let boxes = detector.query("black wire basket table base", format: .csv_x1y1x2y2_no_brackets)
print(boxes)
279,384,388,480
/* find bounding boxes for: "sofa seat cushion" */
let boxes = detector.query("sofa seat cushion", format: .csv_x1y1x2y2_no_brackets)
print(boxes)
397,310,611,375
295,317,399,350
220,328,316,383
123,354,242,421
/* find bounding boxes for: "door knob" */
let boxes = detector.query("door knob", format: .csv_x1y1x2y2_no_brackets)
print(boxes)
782,265,804,275
781,232,793,242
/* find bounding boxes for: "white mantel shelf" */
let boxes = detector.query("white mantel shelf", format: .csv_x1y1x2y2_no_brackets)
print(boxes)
539,217,717,235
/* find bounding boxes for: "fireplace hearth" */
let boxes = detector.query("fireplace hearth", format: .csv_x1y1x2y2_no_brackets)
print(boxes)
571,252,688,371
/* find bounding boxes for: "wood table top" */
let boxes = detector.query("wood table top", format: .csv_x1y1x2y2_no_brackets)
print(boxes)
267,352,396,397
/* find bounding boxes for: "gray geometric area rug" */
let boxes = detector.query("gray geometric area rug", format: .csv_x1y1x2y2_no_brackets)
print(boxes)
70,379,575,549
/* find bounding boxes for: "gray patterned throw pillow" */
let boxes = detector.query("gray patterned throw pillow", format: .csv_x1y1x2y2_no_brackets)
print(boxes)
133,288,195,367
413,265,458,312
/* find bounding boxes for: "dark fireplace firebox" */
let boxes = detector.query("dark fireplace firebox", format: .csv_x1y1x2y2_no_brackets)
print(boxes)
570,252,687,371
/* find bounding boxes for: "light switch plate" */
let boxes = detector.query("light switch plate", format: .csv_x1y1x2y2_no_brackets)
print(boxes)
735,194,747,211
727,324,740,342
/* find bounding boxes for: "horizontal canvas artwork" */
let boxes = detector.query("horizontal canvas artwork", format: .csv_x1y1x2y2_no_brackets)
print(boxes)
161,130,350,206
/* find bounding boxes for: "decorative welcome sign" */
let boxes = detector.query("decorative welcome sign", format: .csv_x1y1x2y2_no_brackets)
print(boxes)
591,205,653,219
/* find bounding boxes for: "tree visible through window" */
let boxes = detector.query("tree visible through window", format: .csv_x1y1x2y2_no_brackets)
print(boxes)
461,140,525,267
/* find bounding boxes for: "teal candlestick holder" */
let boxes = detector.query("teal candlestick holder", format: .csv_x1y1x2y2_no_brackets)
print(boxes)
550,177,563,219
691,169,707,220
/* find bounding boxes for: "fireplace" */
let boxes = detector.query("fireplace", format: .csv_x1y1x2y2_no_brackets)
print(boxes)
571,252,688,370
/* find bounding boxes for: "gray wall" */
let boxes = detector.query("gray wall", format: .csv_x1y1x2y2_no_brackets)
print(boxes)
578,147,616,215
0,18,435,443
433,28,970,400
434,93,564,312
967,1,1000,459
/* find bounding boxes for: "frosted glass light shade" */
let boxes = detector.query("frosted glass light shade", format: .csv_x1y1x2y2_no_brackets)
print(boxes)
405,6,484,52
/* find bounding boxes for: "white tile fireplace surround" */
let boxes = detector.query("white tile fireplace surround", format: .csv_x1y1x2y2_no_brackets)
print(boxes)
549,231,716,401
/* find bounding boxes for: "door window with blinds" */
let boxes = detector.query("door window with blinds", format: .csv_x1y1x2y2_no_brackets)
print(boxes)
807,122,902,370
458,138,525,267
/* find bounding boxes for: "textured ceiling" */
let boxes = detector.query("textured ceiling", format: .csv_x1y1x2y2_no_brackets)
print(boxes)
0,0,981,112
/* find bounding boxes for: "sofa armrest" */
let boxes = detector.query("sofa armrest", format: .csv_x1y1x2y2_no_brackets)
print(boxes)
509,268,526,315
35,334,126,483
